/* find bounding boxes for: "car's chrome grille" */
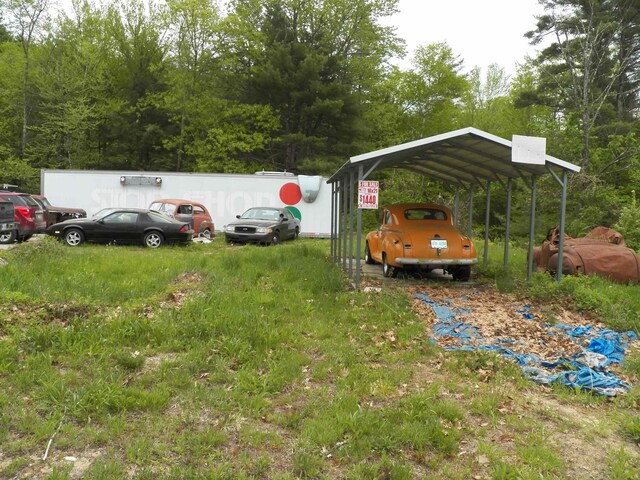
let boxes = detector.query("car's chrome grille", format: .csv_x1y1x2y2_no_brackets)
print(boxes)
235,226,256,234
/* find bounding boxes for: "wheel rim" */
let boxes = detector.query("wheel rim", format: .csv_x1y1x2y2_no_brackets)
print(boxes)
272,233,280,244
146,233,162,248
0,233,11,242
201,229,211,239
365,245,370,262
383,255,390,276
66,231,82,246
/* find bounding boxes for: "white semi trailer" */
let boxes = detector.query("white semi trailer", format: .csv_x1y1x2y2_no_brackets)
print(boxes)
41,170,331,237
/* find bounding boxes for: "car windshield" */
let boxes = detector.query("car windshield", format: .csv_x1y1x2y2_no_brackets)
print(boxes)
0,195,25,206
404,208,447,221
240,208,280,220
93,208,120,220
39,197,52,207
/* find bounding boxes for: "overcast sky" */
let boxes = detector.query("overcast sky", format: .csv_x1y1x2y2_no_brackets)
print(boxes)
383,0,545,76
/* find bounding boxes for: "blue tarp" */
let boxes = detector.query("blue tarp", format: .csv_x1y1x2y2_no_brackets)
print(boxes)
416,292,636,396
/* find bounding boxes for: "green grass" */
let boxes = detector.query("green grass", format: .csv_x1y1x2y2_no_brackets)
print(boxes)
0,237,639,478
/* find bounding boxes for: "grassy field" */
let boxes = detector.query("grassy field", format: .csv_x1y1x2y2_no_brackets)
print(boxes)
0,237,639,479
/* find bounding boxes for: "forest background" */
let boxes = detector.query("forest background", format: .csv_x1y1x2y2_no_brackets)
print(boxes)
0,0,639,248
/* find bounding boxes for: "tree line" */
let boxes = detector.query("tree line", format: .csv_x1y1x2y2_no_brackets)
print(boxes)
0,0,638,246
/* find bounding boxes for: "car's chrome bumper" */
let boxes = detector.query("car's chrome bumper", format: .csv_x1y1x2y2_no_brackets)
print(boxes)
395,258,478,266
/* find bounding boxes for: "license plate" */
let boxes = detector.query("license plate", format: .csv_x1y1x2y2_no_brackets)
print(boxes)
431,239,447,249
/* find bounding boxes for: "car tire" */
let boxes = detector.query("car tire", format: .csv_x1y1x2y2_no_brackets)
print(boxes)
364,243,375,264
0,230,17,244
270,231,281,245
382,253,397,278
200,228,212,240
452,265,471,282
64,228,84,247
144,231,164,248
294,227,299,240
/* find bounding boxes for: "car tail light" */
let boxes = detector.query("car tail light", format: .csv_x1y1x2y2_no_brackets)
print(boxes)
180,225,188,233
15,206,33,220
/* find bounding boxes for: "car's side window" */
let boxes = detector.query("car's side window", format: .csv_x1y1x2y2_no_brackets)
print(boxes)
103,212,138,223
384,211,392,225
193,206,204,215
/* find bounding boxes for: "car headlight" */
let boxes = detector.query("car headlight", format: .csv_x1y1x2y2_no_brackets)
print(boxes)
256,227,272,234
224,225,234,232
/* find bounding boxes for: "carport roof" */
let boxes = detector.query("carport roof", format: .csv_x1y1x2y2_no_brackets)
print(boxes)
328,127,580,186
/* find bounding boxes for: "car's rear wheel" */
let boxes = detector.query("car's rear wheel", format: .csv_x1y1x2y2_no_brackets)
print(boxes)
144,231,164,248
200,228,212,240
364,243,375,264
382,253,397,278
0,230,16,244
270,231,280,245
64,228,84,247
452,265,471,281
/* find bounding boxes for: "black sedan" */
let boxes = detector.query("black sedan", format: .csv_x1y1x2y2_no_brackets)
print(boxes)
223,207,300,245
46,208,194,248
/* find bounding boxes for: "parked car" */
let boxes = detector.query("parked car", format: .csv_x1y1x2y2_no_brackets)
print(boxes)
224,207,300,245
0,201,18,244
0,191,47,243
534,226,640,283
32,195,87,227
365,203,477,280
46,208,194,248
149,199,215,239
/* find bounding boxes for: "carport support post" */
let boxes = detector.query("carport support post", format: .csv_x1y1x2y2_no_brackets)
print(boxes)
336,179,344,264
355,165,364,289
527,176,537,281
484,181,491,266
330,181,336,261
349,169,355,277
556,171,568,282
342,174,348,271
504,178,512,267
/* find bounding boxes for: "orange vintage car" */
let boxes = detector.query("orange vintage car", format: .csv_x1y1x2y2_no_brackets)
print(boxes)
365,203,477,280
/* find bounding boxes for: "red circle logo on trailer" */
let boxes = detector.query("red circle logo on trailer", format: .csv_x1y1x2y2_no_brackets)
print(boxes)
279,183,303,220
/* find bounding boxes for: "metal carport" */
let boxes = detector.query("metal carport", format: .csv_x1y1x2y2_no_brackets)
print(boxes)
327,127,581,288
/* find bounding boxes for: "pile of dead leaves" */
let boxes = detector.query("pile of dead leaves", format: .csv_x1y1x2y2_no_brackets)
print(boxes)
410,285,633,367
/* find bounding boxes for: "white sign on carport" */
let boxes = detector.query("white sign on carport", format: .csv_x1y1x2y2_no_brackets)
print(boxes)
327,127,581,288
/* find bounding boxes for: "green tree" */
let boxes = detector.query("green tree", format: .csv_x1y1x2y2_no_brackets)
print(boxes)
395,42,468,139
3,0,50,158
226,0,401,174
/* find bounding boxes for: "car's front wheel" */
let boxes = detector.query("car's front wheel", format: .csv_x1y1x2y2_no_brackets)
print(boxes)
364,243,375,264
270,231,280,245
144,231,164,248
0,230,16,244
64,228,84,247
293,227,299,239
382,253,397,278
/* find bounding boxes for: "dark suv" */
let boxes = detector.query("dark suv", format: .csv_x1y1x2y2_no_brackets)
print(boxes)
0,192,46,243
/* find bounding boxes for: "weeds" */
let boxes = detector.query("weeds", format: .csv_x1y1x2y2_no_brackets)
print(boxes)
0,239,638,478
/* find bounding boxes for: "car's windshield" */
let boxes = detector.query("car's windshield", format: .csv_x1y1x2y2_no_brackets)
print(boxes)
240,208,280,220
39,197,52,207
93,208,119,220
